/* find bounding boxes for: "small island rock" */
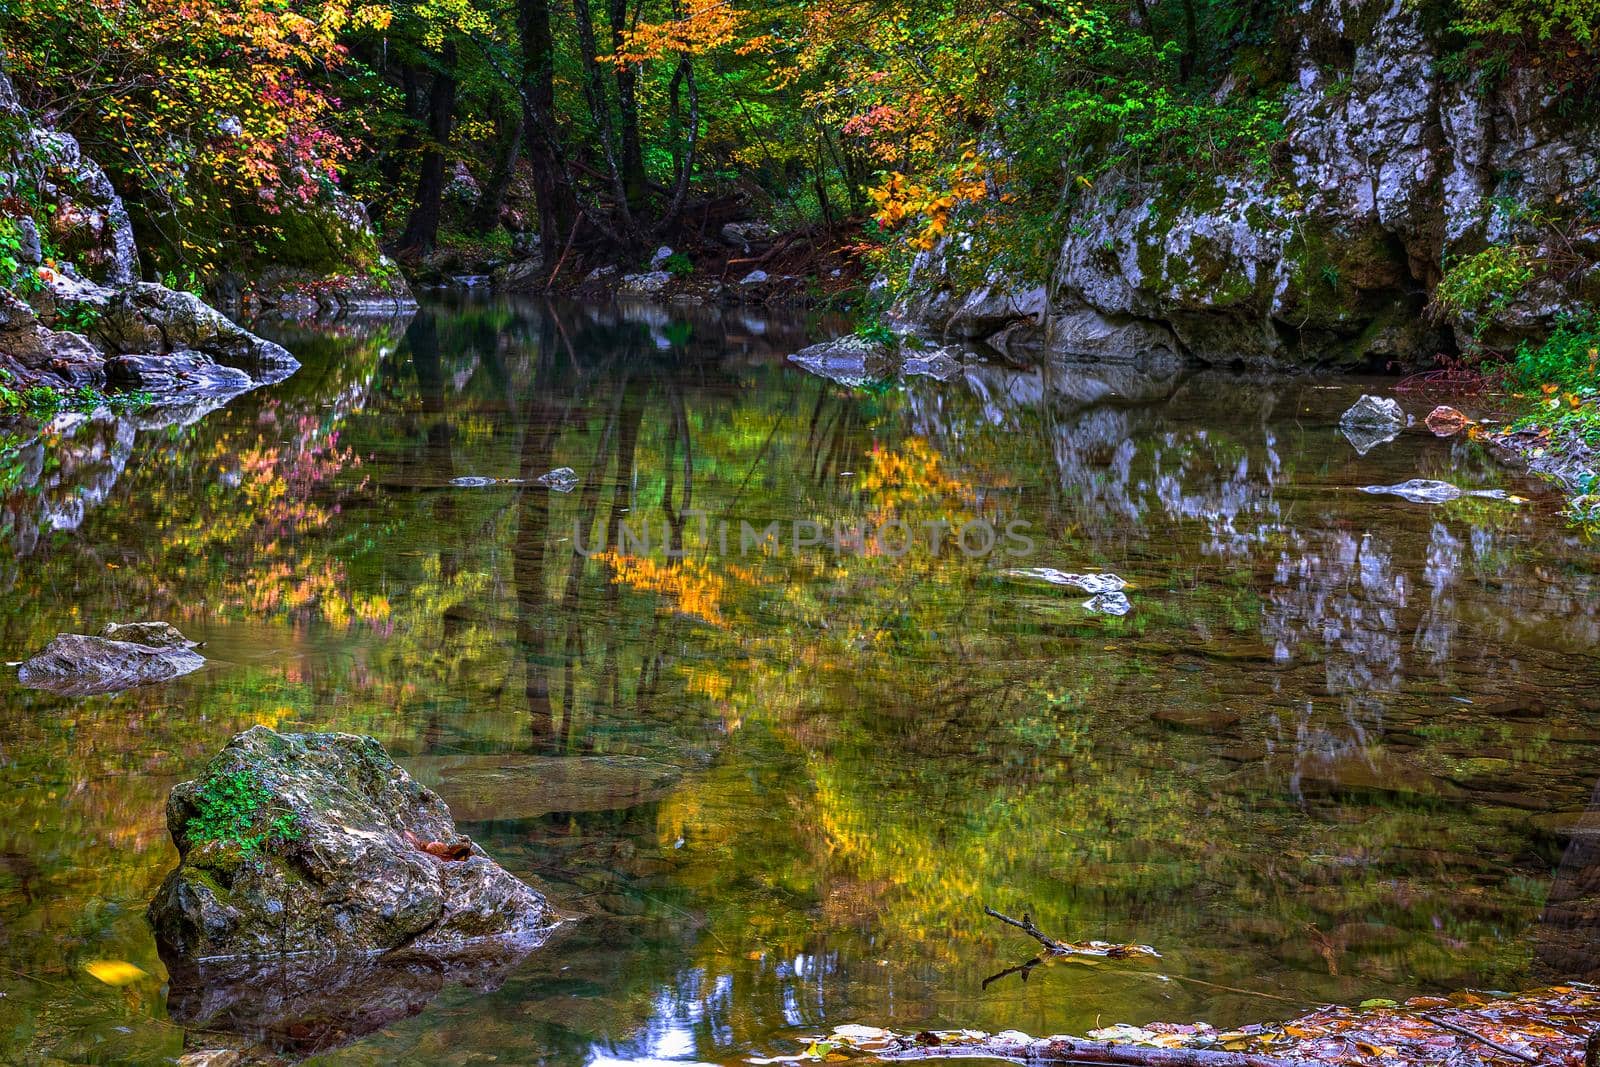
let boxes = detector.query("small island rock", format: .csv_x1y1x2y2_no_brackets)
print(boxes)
148,727,562,965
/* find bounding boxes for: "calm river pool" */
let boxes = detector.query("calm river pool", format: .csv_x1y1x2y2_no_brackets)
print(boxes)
2,297,1598,1064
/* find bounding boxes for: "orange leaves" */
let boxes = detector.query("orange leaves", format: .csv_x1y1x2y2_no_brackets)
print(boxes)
867,153,996,252
609,0,747,66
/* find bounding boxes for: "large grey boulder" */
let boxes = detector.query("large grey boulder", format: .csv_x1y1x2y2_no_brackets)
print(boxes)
16,622,205,695
148,727,562,964
93,283,298,378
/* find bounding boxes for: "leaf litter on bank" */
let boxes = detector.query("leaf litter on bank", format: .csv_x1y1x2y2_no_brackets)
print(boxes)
762,985,1600,1065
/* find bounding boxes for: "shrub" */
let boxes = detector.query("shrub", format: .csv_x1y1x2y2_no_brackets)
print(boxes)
1434,244,1537,329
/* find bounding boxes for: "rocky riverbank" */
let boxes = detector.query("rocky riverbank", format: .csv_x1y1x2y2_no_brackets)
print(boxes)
0,67,414,415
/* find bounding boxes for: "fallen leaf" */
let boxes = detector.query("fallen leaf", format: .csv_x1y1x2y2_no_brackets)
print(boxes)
86,960,147,986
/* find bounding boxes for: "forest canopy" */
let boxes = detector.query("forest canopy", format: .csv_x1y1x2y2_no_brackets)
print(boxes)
0,0,1596,286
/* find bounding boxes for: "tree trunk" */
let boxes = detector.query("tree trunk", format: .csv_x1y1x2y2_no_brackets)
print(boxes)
376,62,425,230
1179,0,1199,82
472,99,524,233
610,0,649,214
518,0,578,244
396,42,458,258
573,0,638,243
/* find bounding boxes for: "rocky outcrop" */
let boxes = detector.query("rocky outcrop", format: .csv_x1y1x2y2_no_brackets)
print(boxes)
16,622,205,695
148,727,561,963
0,72,135,285
231,190,417,317
896,0,1600,369
0,69,299,399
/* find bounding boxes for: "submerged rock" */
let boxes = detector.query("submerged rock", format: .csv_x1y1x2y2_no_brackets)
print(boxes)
534,466,580,493
1083,591,1133,616
148,727,561,963
17,624,205,695
1004,569,1133,615
1360,478,1511,504
446,467,578,492
1003,568,1127,595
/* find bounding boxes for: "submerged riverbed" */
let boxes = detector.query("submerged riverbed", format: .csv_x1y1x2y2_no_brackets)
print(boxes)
1,297,1598,1064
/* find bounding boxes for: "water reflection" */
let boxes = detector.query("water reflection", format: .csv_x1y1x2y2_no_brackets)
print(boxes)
0,296,1598,1064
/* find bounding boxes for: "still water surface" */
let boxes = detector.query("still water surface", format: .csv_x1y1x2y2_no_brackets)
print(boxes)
1,297,1598,1064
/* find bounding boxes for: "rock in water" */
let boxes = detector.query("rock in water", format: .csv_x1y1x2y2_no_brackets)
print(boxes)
17,625,205,695
534,466,579,493
1340,394,1405,429
788,336,896,387
148,727,561,963
100,620,197,647
1003,568,1127,595
1425,405,1472,437
1360,478,1511,504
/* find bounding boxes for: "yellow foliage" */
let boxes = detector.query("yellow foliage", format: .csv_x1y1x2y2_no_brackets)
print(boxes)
596,551,730,626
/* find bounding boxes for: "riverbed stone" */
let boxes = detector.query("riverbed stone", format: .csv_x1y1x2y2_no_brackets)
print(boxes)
1340,394,1405,429
618,270,672,296
148,727,561,963
16,628,206,695
788,335,895,386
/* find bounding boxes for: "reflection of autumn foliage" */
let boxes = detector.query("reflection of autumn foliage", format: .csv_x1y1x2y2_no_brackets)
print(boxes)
160,408,389,631
597,550,759,627
858,436,970,514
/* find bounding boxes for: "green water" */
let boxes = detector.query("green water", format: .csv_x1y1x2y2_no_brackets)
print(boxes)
2,297,1598,1064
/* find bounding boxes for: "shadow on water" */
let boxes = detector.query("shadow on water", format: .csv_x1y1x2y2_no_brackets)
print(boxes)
0,295,1598,1062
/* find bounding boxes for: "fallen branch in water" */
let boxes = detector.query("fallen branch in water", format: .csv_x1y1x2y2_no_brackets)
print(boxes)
983,905,1160,959
1419,1013,1539,1064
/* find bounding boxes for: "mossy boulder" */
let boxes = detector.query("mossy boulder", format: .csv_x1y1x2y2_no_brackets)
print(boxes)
148,727,561,964
234,191,417,316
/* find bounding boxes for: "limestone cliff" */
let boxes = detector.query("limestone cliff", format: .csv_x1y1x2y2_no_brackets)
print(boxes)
897,0,1600,369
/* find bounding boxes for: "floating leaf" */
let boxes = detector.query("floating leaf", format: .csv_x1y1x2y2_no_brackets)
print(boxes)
86,960,147,986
